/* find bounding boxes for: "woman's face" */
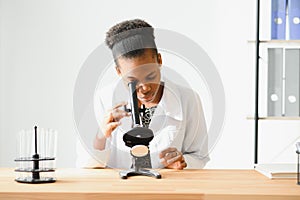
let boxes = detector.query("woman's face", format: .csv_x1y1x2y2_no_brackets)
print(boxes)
116,49,163,106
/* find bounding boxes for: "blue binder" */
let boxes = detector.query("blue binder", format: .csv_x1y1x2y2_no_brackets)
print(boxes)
288,0,300,39
271,0,287,39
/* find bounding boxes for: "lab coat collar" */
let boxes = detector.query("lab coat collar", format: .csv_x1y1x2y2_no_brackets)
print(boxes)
114,77,183,121
154,78,183,121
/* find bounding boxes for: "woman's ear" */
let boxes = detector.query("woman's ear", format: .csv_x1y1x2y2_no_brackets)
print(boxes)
115,66,122,76
157,53,162,66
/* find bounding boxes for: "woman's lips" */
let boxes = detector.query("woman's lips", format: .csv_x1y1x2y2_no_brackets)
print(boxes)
138,93,154,102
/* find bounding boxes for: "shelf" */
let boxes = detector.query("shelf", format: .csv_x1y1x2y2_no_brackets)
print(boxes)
248,40,300,43
247,116,300,120
15,157,55,162
15,177,56,184
15,168,55,173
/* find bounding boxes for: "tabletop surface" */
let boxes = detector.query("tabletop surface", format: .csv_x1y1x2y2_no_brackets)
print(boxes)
0,168,300,200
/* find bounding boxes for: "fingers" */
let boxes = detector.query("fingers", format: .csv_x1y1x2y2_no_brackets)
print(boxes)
104,112,114,124
164,159,187,170
111,109,131,122
166,154,182,164
108,102,131,122
112,101,127,109
103,121,120,138
101,102,131,138
159,147,187,170
159,147,177,158
181,159,187,168
160,153,182,166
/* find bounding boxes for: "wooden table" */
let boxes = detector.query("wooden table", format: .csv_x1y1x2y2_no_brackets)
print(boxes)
0,168,299,200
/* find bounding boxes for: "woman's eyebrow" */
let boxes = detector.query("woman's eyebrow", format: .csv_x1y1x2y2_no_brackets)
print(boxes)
146,71,156,77
126,76,136,79
126,71,156,80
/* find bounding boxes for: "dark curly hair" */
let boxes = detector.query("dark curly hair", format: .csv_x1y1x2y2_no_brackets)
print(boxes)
105,19,157,59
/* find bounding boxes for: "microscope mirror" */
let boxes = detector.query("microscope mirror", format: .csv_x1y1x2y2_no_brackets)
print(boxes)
131,145,149,157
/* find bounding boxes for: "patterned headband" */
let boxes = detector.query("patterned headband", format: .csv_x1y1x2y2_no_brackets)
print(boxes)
112,31,157,59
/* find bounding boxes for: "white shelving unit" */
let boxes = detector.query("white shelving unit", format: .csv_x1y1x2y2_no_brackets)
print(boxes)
253,0,300,165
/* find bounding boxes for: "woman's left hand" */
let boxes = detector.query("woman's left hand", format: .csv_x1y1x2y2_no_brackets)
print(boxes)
159,147,187,170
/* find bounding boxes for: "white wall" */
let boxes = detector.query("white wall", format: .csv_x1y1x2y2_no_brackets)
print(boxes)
1,0,296,169
0,0,82,167
0,0,4,166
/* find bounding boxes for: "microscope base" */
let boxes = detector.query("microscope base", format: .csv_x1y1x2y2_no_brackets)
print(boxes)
119,168,161,179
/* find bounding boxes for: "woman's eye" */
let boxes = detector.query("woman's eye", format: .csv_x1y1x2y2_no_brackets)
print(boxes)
127,79,137,83
147,76,156,80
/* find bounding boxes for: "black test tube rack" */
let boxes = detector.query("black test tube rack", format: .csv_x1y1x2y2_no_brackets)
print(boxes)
14,126,56,183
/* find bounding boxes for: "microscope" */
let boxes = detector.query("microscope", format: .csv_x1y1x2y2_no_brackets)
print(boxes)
119,81,161,179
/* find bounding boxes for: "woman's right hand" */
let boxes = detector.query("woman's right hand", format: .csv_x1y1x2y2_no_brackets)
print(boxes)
101,102,131,138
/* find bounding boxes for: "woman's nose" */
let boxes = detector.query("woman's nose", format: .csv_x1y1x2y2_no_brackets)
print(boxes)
138,83,151,93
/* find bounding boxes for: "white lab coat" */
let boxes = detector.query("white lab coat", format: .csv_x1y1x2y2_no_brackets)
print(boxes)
76,78,209,169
